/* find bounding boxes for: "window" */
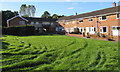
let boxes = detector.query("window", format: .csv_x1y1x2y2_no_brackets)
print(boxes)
31,22,34,24
112,26,120,30
88,18,93,22
100,27,107,33
112,27,116,30
36,22,39,25
116,13,120,19
66,21,69,24
79,20,83,23
42,22,50,24
70,28,74,32
117,27,120,30
72,20,75,24
51,22,54,26
94,28,96,31
99,16,107,20
65,28,69,32
79,27,84,33
19,21,25,24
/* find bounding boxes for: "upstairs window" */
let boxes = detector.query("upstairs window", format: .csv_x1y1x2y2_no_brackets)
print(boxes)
116,13,120,19
99,16,107,20
19,21,25,24
88,18,93,22
79,20,83,23
66,21,69,24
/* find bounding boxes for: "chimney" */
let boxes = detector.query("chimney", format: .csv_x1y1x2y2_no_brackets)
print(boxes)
76,12,77,15
112,2,116,7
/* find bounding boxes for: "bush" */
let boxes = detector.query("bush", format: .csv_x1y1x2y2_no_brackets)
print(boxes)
96,32,105,38
2,25,35,36
70,31,80,34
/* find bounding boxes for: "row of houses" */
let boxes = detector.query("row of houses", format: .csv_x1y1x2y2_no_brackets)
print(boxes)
7,16,59,33
57,2,120,38
6,2,120,40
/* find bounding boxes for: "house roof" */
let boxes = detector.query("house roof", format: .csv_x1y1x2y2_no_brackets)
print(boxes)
23,17,58,22
58,6,120,20
7,15,29,22
7,15,58,23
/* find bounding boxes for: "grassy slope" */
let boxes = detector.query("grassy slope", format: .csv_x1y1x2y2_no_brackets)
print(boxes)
1,35,119,71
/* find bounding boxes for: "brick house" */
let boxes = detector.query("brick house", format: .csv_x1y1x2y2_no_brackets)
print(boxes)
57,3,120,40
23,17,58,33
7,15,28,27
7,15,58,33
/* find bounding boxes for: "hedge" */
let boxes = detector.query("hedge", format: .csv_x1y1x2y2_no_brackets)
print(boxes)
2,25,35,36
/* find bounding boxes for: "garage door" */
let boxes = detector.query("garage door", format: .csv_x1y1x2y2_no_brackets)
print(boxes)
112,26,120,36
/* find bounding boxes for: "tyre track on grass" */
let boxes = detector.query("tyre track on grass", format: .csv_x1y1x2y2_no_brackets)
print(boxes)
57,39,89,60
85,51,107,70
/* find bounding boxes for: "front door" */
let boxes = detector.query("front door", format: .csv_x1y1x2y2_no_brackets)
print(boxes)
86,27,95,34
90,27,95,34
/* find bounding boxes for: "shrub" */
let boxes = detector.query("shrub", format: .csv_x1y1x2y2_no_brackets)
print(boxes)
70,31,80,34
2,25,35,36
96,32,105,38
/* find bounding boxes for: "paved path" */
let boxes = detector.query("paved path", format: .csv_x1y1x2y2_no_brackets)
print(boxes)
65,34,118,42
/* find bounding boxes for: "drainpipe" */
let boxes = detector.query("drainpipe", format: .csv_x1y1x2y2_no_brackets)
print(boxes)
96,16,99,33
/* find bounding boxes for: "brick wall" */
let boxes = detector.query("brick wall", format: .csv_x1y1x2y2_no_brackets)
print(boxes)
8,17,28,27
59,14,119,36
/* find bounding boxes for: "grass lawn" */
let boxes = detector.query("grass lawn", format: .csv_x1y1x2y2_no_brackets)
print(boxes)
1,35,119,71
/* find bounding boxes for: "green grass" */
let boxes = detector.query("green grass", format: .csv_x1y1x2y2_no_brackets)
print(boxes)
1,35,119,71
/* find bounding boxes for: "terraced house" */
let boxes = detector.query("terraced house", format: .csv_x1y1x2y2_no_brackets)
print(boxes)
57,2,120,41
7,15,58,33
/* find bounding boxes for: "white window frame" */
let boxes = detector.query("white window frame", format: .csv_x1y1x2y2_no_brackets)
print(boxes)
72,20,75,24
112,26,120,30
42,22,50,24
66,21,69,24
79,27,84,33
99,16,107,21
31,22,34,24
36,22,39,25
65,28,69,32
51,22,54,25
100,26,108,33
88,18,93,22
19,21,25,24
70,28,74,32
116,13,120,19
79,19,83,23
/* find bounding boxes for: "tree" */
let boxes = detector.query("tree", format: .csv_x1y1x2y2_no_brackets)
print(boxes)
58,15,65,18
41,11,51,18
2,10,19,27
30,5,36,17
19,4,27,16
19,4,36,17
52,14,65,19
52,14,58,19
